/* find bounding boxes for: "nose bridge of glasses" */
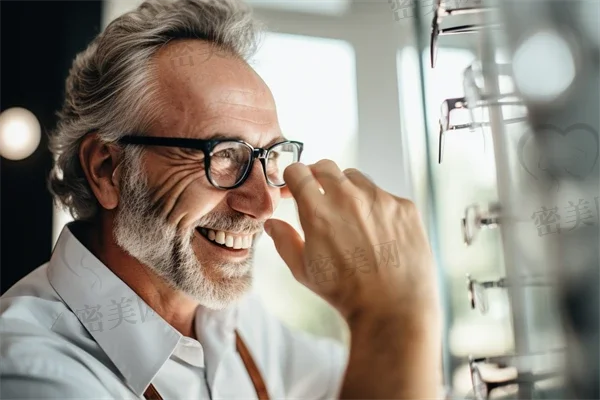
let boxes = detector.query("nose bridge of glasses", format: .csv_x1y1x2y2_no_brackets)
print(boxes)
253,148,269,159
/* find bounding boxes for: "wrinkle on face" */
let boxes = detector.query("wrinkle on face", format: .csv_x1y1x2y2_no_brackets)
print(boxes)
149,164,205,229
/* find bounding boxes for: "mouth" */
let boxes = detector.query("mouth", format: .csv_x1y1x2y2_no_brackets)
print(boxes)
195,227,255,251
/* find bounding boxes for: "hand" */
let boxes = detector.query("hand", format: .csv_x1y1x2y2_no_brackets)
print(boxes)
264,159,439,323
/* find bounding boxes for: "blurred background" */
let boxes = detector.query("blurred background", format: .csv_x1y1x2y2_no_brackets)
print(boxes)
1,0,598,398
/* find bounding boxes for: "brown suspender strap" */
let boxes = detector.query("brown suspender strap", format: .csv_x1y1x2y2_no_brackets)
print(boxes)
143,330,269,400
143,382,163,400
234,330,270,400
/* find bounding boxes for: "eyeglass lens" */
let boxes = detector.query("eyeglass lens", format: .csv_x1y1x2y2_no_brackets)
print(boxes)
208,141,300,188
472,281,489,313
265,142,300,186
462,205,479,245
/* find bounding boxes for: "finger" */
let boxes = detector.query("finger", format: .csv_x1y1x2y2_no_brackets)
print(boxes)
308,159,346,195
343,168,376,190
284,162,321,198
264,218,308,283
283,163,322,216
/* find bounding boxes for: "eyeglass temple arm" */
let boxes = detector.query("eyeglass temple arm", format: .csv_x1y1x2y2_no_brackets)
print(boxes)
440,6,496,17
438,123,445,164
439,23,503,35
481,370,559,396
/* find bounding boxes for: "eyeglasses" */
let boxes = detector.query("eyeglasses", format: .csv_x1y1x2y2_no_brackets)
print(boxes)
469,354,561,400
430,0,498,68
438,62,527,163
466,273,553,314
462,203,500,246
118,135,304,189
462,61,527,128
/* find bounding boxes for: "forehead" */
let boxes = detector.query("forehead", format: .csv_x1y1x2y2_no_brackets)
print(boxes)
152,39,280,144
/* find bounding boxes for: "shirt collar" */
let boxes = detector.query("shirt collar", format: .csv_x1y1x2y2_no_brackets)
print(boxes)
47,222,239,396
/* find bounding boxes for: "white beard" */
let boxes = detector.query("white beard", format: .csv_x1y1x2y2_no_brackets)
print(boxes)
113,150,255,309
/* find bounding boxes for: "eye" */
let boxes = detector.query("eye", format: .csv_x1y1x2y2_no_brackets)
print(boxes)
213,148,246,163
210,143,250,164
268,151,280,161
213,148,235,158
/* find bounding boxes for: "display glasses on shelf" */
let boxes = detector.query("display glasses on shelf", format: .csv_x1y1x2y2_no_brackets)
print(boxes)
466,274,554,314
438,61,528,163
461,203,500,246
430,0,498,68
468,350,564,400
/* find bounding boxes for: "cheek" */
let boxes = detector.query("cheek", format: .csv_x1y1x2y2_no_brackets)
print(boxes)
145,161,225,230
172,184,226,230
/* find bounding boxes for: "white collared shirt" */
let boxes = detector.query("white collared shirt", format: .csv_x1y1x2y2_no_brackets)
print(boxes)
0,223,348,399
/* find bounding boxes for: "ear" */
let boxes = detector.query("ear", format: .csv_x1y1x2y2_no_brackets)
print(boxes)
79,133,122,211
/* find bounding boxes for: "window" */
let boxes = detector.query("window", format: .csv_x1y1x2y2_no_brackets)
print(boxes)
249,32,358,343
246,0,350,16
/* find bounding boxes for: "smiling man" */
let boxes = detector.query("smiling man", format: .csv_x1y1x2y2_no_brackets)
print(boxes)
0,0,442,399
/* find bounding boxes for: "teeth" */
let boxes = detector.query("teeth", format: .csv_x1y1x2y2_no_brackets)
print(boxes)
215,231,226,245
233,237,243,249
199,228,253,249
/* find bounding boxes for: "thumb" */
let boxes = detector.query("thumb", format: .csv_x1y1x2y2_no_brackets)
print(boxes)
264,219,306,282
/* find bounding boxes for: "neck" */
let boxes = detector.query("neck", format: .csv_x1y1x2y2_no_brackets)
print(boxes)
74,217,199,339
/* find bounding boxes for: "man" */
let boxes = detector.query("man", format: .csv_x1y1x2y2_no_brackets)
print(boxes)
0,0,441,398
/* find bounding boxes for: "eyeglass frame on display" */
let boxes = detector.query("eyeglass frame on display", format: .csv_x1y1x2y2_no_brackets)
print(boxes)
430,0,498,68
468,353,562,400
117,135,304,190
466,273,554,314
469,360,559,400
461,202,500,246
438,61,528,164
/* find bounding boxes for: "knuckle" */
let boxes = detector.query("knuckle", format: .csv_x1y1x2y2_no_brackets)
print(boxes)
398,197,416,210
379,195,397,213
314,159,337,170
395,197,419,219
343,167,361,176
376,193,413,215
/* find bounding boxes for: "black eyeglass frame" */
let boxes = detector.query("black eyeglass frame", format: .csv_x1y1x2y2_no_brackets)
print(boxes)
118,135,304,190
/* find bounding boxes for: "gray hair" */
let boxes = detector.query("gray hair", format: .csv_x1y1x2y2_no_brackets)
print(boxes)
48,0,263,220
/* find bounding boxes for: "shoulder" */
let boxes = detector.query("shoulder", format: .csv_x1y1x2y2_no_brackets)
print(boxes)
0,264,119,399
0,317,118,399
237,291,348,399
1,263,65,329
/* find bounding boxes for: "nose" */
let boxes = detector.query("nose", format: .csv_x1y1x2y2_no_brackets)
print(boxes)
226,160,277,221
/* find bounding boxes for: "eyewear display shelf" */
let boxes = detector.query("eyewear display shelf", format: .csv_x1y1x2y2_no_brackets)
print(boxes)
413,0,600,399
487,2,599,399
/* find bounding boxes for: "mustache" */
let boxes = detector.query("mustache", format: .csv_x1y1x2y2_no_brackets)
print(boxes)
194,211,264,234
